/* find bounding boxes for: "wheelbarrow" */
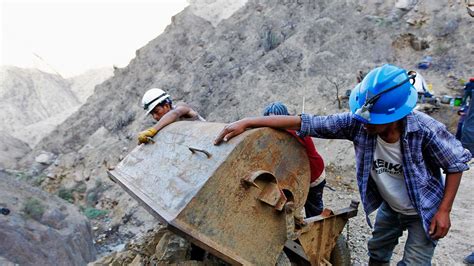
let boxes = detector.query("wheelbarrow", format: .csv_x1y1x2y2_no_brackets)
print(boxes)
108,121,358,265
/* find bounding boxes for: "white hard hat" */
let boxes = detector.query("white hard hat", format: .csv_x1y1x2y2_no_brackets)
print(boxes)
141,88,170,115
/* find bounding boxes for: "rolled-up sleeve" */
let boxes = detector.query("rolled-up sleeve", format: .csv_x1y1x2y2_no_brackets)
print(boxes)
297,112,357,140
298,113,313,137
426,127,472,173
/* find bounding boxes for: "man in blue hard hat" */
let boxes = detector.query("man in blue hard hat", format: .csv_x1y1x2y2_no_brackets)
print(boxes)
214,64,472,265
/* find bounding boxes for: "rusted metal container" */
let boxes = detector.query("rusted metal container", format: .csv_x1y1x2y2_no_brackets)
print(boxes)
108,121,357,265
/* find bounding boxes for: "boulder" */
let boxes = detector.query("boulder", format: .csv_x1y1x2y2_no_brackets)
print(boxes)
35,152,55,165
395,0,416,10
155,231,191,263
0,172,96,265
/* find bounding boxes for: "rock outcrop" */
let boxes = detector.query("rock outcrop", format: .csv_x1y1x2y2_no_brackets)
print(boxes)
0,131,31,169
68,67,114,103
0,171,96,265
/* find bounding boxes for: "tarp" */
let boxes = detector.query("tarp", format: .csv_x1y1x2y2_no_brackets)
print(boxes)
418,56,432,69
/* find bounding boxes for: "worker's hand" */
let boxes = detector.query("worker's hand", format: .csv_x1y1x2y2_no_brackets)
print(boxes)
214,120,248,145
138,127,158,144
429,209,451,240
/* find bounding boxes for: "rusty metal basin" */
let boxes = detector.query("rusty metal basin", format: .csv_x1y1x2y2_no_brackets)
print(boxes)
108,121,310,265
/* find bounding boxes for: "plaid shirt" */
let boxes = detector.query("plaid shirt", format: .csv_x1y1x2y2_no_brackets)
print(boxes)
297,110,472,239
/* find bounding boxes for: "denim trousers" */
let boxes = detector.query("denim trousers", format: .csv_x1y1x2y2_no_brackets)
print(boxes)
304,179,326,217
368,202,436,265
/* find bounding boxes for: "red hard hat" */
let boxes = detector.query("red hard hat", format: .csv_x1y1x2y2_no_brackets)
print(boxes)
470,77,474,82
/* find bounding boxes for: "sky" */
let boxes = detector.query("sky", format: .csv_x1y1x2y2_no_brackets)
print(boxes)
1,0,189,77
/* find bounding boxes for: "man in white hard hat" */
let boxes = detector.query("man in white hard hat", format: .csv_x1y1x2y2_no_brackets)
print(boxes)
408,70,433,102
138,88,204,144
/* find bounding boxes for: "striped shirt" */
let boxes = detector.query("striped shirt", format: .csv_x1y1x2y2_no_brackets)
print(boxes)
297,110,472,240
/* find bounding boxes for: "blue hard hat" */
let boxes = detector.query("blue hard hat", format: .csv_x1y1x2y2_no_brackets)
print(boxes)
349,64,417,124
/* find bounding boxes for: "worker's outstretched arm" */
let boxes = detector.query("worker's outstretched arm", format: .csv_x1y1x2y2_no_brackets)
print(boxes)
214,115,301,145
152,104,192,132
138,104,193,144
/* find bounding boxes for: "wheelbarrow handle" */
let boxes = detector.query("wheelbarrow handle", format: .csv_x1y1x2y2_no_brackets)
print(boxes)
188,146,212,158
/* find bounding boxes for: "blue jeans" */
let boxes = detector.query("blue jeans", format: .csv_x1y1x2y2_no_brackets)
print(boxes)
456,120,464,140
368,202,436,265
304,179,326,217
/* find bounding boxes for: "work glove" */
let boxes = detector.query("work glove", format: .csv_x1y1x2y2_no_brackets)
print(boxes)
138,127,158,144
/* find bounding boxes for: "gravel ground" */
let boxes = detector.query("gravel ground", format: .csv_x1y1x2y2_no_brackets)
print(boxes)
324,161,474,265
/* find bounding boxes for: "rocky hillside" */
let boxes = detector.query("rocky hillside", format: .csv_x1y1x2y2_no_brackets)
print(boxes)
0,66,80,141
0,66,112,148
14,0,474,259
68,68,114,103
0,171,96,265
29,0,473,155
0,131,31,170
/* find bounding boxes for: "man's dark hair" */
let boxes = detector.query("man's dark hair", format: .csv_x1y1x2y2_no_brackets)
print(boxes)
158,98,172,107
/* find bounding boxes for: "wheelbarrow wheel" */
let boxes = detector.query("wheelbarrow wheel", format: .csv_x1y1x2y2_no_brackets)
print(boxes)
329,235,351,266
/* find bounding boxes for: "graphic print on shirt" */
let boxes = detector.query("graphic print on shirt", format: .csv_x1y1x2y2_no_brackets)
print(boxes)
372,159,403,176
370,136,417,216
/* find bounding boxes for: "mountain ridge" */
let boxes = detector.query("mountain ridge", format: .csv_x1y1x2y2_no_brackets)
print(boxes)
0,65,112,148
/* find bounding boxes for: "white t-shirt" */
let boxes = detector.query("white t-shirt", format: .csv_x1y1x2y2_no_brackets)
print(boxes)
412,72,432,94
370,136,417,215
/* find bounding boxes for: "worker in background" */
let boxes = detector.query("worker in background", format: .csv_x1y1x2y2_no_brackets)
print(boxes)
356,70,366,83
263,102,326,217
138,88,204,144
461,94,474,266
462,77,474,106
461,94,474,155
455,105,468,140
214,64,472,265
408,70,433,103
